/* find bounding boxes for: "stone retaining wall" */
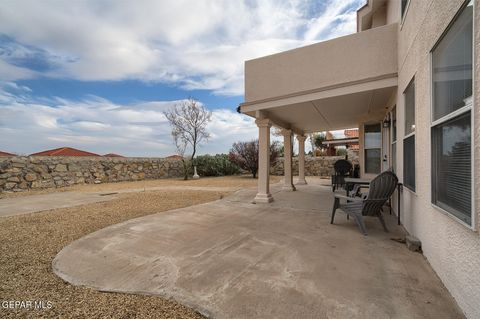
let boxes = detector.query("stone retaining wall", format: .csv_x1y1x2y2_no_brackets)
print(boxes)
0,156,183,193
271,151,359,177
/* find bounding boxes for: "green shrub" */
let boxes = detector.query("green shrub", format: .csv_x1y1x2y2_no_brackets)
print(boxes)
193,154,241,177
336,148,347,156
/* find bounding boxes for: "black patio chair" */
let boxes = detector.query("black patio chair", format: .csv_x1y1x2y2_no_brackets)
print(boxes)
331,159,353,191
330,170,398,235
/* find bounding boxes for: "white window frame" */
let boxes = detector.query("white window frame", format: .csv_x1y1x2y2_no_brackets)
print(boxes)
364,122,382,175
429,0,475,229
403,79,416,193
400,0,411,29
391,106,397,173
381,115,390,172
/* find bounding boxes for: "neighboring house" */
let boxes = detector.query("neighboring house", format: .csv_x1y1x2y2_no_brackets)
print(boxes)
165,155,184,160
322,129,360,154
103,153,124,157
239,0,478,317
343,129,360,151
30,147,100,157
0,151,16,157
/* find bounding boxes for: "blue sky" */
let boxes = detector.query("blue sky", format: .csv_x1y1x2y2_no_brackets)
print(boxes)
0,0,363,156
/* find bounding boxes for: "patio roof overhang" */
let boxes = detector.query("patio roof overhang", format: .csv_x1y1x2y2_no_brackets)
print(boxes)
240,78,397,134
323,137,359,146
238,23,398,134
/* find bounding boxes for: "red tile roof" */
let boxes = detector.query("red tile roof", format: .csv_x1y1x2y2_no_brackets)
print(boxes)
344,129,359,138
165,154,184,160
30,147,100,157
0,151,16,157
103,153,124,157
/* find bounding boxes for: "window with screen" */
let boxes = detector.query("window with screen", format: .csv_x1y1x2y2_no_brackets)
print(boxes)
403,135,415,191
364,123,381,174
431,0,473,226
403,80,415,191
391,107,397,172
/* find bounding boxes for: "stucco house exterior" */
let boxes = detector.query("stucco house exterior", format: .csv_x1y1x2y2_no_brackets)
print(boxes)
238,0,479,317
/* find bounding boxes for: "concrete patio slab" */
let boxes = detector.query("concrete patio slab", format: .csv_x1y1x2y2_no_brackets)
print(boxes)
0,192,119,217
53,179,464,319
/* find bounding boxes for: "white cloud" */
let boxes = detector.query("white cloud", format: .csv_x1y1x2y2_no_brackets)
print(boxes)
0,0,363,95
303,0,358,41
0,87,257,156
0,59,36,81
206,108,257,153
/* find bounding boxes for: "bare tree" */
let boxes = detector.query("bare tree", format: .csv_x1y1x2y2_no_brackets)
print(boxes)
229,139,281,178
272,127,283,137
164,98,212,179
308,133,316,157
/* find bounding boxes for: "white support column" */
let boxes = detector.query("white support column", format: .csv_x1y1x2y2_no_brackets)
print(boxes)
296,135,307,185
282,129,296,191
254,118,273,203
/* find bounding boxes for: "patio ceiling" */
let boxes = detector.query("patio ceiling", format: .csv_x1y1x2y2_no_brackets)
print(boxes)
242,85,396,134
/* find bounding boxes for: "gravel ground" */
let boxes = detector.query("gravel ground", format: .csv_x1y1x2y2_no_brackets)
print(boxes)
1,175,282,199
0,189,228,318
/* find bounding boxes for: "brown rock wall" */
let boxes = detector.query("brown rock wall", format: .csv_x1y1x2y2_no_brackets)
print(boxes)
0,156,183,192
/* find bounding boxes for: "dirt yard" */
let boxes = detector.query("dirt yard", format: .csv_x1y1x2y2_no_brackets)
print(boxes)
0,188,230,318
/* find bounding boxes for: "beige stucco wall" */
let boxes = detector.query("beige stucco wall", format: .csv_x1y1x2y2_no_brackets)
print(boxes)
244,23,398,103
386,0,400,25
396,1,480,318
371,4,387,28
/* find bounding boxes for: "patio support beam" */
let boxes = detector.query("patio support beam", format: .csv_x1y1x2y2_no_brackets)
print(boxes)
296,135,307,185
254,118,273,203
261,111,304,136
282,129,296,191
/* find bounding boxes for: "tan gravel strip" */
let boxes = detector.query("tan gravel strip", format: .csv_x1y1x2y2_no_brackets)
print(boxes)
0,189,228,318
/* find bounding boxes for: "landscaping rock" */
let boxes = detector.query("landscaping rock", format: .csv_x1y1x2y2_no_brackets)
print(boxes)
18,182,28,189
7,176,20,183
4,182,17,190
12,162,26,168
25,173,37,182
55,164,68,172
31,181,42,188
406,235,422,252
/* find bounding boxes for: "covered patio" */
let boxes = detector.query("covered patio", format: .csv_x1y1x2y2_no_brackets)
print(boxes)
53,179,463,318
238,23,398,203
